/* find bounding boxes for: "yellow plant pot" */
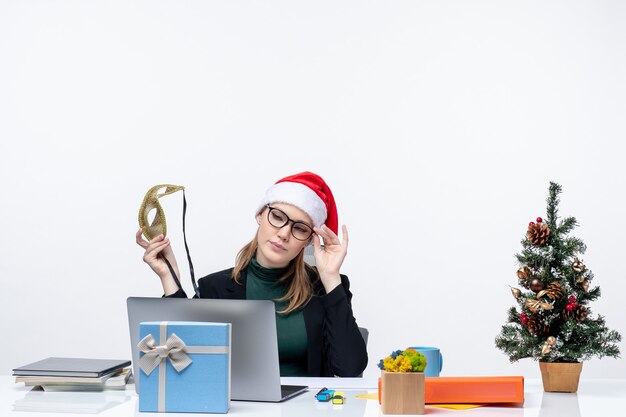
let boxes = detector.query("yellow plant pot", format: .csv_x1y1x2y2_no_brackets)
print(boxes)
539,361,583,393
381,371,425,415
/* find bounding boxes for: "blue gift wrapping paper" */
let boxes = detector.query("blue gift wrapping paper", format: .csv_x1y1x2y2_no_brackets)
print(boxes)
138,321,231,413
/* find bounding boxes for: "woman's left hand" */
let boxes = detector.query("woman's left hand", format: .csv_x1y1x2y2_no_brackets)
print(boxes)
312,224,349,293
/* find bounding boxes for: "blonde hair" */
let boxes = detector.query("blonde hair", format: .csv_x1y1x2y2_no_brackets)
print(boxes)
232,231,315,314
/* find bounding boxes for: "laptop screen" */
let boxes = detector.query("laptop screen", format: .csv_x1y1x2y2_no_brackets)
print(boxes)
127,297,298,402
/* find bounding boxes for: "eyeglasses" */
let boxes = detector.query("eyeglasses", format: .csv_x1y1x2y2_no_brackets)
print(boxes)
265,205,314,241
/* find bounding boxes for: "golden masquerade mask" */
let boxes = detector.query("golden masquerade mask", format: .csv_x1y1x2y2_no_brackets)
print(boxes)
138,184,185,240
138,184,198,296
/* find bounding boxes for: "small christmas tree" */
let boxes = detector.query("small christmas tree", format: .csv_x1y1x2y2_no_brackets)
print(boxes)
495,182,621,363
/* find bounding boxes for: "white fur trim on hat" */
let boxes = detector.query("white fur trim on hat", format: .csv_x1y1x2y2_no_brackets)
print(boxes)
256,181,327,228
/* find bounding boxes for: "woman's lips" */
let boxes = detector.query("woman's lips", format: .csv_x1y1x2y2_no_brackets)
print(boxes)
270,241,286,251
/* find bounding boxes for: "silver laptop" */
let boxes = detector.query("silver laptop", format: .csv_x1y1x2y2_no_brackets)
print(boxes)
127,297,308,402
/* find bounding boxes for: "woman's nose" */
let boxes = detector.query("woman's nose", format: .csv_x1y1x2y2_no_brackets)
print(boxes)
277,222,292,240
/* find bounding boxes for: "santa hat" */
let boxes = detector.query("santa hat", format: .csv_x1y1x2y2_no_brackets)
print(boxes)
256,172,338,234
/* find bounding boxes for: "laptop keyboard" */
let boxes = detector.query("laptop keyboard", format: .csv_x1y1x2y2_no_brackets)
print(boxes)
280,384,308,399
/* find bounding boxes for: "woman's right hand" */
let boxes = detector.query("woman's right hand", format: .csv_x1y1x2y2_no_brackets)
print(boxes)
135,229,181,284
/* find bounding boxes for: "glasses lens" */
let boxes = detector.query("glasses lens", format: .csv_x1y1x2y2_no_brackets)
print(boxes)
291,222,313,241
268,208,288,228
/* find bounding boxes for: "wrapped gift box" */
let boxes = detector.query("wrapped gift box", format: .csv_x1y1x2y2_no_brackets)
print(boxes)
138,321,231,413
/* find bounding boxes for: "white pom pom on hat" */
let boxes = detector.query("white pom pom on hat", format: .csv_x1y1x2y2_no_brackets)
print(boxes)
256,171,338,234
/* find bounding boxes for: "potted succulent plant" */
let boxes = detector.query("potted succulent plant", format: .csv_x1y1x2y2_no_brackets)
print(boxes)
495,183,621,392
378,348,427,414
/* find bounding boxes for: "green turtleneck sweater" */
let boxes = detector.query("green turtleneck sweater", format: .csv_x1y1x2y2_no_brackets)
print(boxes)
245,258,308,376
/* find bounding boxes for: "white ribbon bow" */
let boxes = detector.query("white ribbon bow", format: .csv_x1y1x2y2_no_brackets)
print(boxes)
138,333,192,375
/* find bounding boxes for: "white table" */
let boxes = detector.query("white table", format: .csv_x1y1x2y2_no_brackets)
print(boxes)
2,376,625,416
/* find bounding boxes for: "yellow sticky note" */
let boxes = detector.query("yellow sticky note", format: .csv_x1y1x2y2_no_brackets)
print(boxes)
354,393,486,410
429,404,487,410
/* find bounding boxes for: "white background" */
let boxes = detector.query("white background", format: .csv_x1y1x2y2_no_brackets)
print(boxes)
1,0,624,379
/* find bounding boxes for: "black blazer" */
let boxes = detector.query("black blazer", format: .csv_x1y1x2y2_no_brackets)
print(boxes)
168,267,368,377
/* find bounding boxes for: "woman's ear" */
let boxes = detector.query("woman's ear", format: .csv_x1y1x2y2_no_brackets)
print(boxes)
255,212,262,225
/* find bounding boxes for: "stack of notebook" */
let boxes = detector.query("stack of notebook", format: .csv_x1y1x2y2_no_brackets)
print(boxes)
13,357,132,391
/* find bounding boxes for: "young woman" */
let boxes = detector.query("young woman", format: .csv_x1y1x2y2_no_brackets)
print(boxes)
136,172,368,377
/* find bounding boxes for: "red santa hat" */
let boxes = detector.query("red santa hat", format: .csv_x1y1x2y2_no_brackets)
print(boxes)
256,171,338,234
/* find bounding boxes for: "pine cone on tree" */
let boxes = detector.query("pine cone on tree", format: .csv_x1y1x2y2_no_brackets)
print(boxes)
526,314,549,336
562,305,589,322
536,282,564,300
527,222,550,246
